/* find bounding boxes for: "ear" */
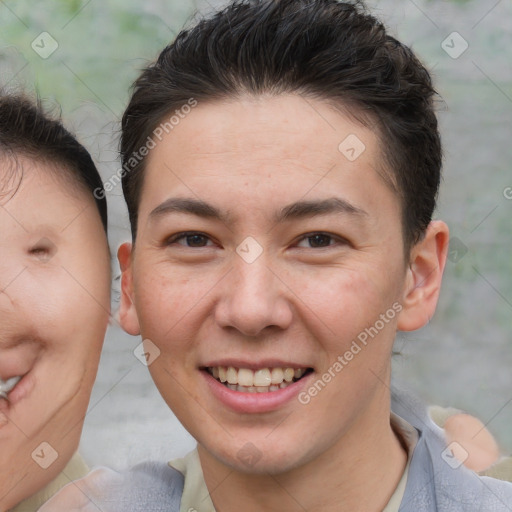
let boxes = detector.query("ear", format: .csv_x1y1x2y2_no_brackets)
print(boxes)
397,220,449,331
117,242,141,336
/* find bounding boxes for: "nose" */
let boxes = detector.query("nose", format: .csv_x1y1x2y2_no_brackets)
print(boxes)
214,256,293,337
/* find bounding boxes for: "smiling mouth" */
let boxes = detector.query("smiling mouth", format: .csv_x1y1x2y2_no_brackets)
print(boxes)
205,366,313,393
0,376,22,401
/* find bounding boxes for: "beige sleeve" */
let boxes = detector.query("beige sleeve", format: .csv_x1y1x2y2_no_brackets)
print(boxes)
428,405,463,428
479,457,512,482
12,453,89,512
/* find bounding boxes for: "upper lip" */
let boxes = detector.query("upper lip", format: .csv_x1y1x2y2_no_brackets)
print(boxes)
0,336,42,382
202,359,312,370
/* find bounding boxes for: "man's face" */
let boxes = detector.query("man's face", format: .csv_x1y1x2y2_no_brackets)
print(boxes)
122,94,410,474
0,160,110,509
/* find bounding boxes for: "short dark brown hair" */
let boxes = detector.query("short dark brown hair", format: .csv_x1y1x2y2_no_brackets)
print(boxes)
121,0,441,248
0,93,108,233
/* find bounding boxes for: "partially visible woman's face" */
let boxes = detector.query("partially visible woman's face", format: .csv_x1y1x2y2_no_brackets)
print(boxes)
0,158,110,510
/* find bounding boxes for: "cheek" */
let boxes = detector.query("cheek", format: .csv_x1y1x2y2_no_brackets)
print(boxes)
52,276,107,352
290,263,403,372
134,263,207,336
25,266,109,365
293,266,388,332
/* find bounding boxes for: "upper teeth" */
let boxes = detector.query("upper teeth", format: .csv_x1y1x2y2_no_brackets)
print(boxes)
0,376,21,399
209,366,306,387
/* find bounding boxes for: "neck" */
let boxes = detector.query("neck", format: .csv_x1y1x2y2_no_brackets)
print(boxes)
199,386,408,512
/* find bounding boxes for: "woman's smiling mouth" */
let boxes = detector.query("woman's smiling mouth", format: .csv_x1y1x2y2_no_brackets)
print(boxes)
0,374,25,420
0,371,35,415
0,337,42,414
0,376,21,400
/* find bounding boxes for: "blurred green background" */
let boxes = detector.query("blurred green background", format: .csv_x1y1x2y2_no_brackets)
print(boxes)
1,0,511,466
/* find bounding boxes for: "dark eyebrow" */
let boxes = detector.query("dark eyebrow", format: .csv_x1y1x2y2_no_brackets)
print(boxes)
275,197,367,223
149,197,232,223
149,197,366,224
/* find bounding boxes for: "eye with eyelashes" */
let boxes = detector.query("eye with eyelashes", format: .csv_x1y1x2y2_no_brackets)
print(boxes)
29,247,49,257
294,232,348,248
28,237,57,261
165,231,214,248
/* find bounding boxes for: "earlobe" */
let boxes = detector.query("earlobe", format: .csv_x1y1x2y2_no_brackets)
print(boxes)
117,242,141,336
397,221,449,332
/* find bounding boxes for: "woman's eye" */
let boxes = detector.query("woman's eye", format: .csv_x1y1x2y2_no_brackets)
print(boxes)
166,232,214,248
29,246,51,259
296,233,341,248
28,237,57,261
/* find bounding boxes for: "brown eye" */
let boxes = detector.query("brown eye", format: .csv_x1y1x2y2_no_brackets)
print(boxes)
183,234,209,247
166,232,214,248
29,247,48,256
29,237,57,262
307,234,332,248
296,232,344,249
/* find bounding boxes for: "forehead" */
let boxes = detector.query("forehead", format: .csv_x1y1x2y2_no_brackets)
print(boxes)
0,157,99,236
140,94,396,223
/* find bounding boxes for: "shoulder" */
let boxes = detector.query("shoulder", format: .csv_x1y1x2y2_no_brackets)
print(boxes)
400,407,512,511
392,387,512,511
37,462,184,512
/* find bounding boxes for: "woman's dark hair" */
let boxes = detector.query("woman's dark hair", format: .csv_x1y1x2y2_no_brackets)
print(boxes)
121,0,441,249
0,93,108,233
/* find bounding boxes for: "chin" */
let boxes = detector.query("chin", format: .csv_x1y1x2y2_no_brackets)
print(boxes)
203,434,310,476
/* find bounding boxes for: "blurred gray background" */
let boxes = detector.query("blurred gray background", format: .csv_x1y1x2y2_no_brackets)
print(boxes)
1,0,511,468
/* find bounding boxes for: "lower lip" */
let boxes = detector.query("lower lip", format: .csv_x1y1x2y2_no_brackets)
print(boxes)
8,371,35,404
201,370,312,414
